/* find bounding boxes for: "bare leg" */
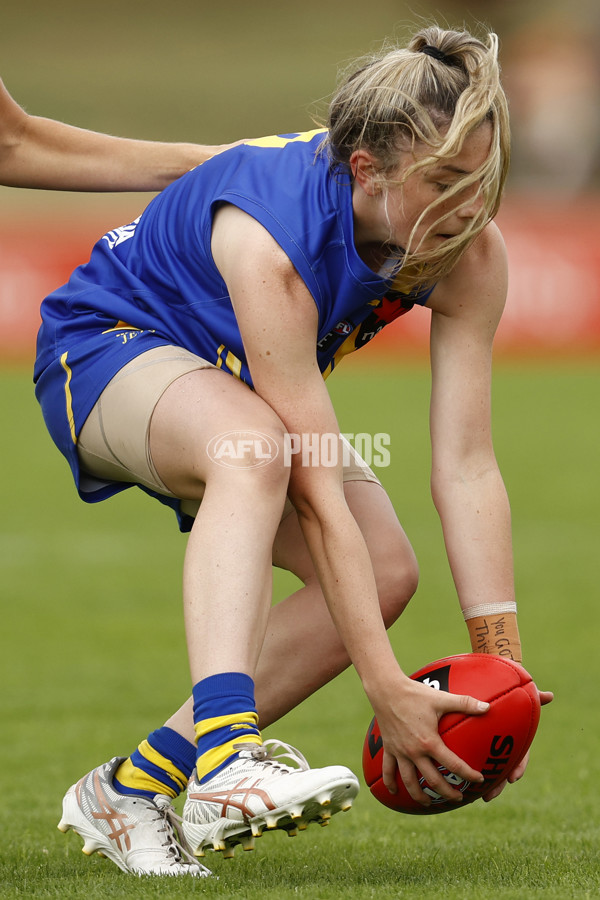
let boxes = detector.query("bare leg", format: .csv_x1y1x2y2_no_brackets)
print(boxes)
149,368,290,683
165,479,418,739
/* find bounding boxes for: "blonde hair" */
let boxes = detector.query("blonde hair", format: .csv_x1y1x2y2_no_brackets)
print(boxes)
322,25,510,291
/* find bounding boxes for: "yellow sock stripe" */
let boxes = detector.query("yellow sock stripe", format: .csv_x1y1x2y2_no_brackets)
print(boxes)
114,740,189,797
59,352,76,444
137,739,190,792
114,756,178,799
194,711,259,741
195,734,262,782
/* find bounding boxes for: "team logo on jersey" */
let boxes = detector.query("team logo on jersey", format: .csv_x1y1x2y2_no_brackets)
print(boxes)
318,319,356,353
353,292,415,349
333,320,353,336
101,216,141,250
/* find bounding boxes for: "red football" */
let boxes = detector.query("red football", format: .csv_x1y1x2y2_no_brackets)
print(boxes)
362,653,541,815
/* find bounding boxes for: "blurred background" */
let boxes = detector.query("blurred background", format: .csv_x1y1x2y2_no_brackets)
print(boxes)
1,6,599,885
1,0,600,360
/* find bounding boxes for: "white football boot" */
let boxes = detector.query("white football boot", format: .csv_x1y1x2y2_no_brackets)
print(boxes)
183,739,360,858
58,756,211,876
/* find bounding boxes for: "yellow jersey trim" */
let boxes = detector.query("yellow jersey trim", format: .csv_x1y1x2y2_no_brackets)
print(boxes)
59,352,76,444
244,128,326,149
101,321,140,334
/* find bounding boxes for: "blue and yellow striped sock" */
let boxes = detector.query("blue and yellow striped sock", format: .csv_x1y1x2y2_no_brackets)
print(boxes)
193,672,262,784
113,726,196,799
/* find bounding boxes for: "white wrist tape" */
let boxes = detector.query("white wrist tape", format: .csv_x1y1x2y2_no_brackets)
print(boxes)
462,601,517,621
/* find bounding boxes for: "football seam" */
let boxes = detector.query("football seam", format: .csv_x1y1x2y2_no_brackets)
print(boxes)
440,684,539,742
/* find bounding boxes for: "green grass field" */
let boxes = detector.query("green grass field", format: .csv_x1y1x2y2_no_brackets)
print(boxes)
0,360,599,899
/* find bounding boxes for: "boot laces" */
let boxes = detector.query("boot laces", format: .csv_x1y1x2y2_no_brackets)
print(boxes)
232,738,310,773
153,796,211,872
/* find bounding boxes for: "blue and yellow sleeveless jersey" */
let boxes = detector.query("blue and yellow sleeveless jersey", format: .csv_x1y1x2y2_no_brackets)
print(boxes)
34,129,433,525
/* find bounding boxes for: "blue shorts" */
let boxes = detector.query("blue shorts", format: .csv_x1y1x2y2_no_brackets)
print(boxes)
34,323,173,504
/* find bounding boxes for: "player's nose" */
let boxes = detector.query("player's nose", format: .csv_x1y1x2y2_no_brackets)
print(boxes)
457,184,484,219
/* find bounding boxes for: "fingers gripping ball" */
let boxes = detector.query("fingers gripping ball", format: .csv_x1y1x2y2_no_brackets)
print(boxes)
362,654,541,815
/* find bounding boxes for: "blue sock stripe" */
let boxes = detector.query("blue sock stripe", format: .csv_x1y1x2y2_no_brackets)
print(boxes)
192,672,257,725
193,672,255,699
147,727,196,778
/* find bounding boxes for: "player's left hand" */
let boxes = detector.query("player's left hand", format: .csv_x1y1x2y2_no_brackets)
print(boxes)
482,688,553,802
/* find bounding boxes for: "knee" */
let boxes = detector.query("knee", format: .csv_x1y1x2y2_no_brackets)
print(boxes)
251,426,291,498
214,420,291,496
183,416,292,510
375,544,419,629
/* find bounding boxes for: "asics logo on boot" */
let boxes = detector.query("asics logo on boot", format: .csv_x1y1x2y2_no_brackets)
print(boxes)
77,773,136,852
188,777,277,820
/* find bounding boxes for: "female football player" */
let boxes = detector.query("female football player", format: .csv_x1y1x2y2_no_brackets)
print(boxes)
34,24,552,877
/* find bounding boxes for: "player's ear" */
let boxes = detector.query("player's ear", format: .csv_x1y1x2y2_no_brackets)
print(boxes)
350,149,383,196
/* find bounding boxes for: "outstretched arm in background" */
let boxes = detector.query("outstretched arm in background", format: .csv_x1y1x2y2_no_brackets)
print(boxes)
0,77,226,191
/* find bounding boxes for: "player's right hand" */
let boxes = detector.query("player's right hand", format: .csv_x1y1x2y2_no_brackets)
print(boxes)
371,675,489,806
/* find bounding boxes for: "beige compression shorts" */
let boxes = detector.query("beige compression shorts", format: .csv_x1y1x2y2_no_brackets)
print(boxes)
77,345,381,521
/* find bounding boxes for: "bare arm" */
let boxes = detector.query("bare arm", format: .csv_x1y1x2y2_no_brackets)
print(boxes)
428,224,515,614
212,203,490,806
0,77,225,191
428,225,555,797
